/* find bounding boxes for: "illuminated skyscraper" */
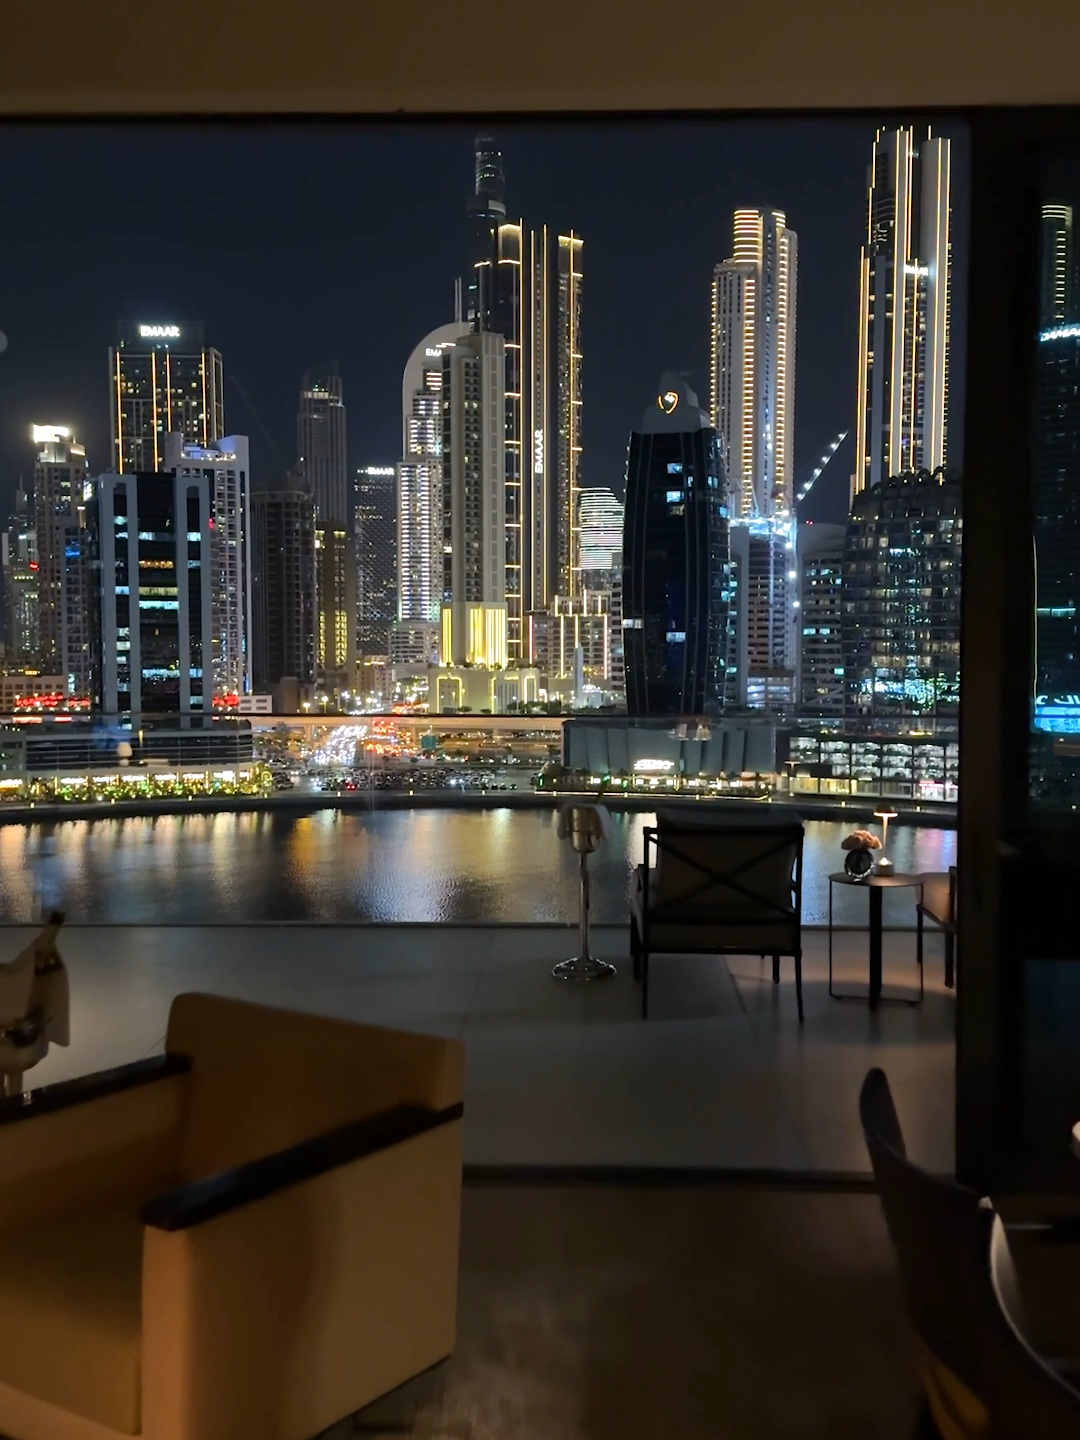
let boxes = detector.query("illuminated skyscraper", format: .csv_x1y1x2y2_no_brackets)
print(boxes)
251,489,316,693
110,322,224,473
578,487,624,579
297,366,354,686
32,426,89,684
1,486,38,667
1041,204,1076,327
89,470,215,720
440,331,508,668
711,208,799,708
465,142,584,647
710,208,797,521
297,365,348,526
164,432,252,702
354,465,397,656
466,136,507,331
397,323,469,623
622,374,734,716
556,232,584,597
842,468,962,723
854,126,952,496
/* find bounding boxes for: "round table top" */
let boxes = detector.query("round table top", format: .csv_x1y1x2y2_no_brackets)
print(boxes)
828,871,922,888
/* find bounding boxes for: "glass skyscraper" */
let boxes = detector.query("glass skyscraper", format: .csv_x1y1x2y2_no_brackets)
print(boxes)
854,127,952,497
465,138,584,651
397,323,469,624
89,470,214,720
710,207,799,709
841,468,962,724
251,488,316,692
622,374,733,716
710,208,797,522
109,322,224,474
354,465,398,657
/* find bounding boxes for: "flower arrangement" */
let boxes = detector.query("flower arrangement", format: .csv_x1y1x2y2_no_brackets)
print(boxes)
841,829,882,852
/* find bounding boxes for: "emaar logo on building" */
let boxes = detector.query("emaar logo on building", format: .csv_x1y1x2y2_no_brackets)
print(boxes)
139,324,180,339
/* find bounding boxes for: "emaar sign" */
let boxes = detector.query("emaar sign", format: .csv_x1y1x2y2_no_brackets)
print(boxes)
139,325,180,339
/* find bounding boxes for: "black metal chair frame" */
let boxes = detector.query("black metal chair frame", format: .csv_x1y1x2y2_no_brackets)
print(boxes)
916,865,957,990
630,824,803,1022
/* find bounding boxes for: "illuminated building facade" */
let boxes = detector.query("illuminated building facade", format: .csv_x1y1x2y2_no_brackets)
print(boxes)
466,135,507,332
1041,203,1076,327
298,365,348,527
251,489,316,691
466,140,585,645
1,487,38,667
297,366,354,685
796,522,846,717
854,126,952,497
578,487,624,582
710,208,797,522
110,322,224,473
314,523,355,688
89,470,215,721
164,433,252,702
556,232,583,598
841,468,962,724
1035,323,1080,701
354,465,398,656
398,323,469,623
526,591,611,685
622,374,734,716
441,331,508,667
31,426,89,686
728,524,796,709
711,208,798,709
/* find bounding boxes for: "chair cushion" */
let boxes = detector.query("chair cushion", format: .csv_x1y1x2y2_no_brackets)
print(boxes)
0,1205,143,1434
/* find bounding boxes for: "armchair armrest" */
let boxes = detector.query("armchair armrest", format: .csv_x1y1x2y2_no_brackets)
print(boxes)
141,1100,463,1231
140,1101,464,1440
0,1054,190,1127
0,1055,191,1229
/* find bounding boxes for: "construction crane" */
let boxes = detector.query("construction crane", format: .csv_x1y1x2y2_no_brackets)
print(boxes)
793,430,849,507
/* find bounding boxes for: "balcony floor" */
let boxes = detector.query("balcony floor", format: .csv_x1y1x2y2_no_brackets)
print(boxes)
19,920,954,1176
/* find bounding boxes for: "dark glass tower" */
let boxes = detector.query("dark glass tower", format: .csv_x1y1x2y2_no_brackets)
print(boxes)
841,467,962,725
622,374,734,716
354,465,398,657
1034,201,1080,702
466,136,506,332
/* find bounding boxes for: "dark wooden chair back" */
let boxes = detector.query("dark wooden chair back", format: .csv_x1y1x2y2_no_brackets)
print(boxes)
644,816,803,934
859,1068,995,1437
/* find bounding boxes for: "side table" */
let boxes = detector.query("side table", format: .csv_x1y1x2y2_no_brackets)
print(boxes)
828,871,924,1010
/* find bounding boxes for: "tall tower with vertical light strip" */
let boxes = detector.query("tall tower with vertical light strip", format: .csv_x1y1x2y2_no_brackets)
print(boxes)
556,232,584,599
466,140,584,655
711,208,799,709
853,125,951,497
110,323,224,474
1041,203,1076,327
710,208,797,521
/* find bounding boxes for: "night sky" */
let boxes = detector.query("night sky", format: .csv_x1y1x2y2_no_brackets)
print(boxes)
0,118,968,527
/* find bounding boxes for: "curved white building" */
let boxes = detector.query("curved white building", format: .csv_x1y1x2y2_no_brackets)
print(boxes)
396,322,469,623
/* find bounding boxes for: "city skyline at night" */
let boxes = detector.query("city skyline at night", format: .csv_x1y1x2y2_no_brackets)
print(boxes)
0,121,969,530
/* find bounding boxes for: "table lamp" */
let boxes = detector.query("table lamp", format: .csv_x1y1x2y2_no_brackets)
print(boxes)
874,809,898,873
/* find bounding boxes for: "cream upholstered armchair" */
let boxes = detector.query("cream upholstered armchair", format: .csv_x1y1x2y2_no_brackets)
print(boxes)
0,993,465,1440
